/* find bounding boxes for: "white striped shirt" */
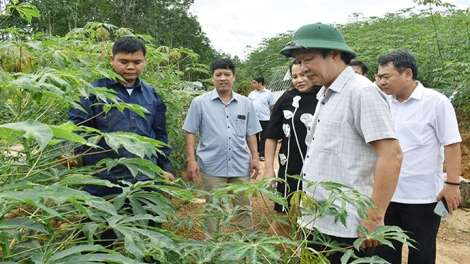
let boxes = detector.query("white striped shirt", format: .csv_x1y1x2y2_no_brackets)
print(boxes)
300,67,397,238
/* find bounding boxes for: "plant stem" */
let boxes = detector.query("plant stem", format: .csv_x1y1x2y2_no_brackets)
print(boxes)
23,138,32,167
13,92,33,123
24,149,43,179
429,2,444,64
0,233,11,260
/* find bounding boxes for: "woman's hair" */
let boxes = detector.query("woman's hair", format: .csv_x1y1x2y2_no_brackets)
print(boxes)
288,60,297,76
288,60,297,90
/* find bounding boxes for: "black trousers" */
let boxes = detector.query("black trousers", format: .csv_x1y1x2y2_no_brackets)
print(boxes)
257,120,269,157
374,202,441,264
306,233,375,264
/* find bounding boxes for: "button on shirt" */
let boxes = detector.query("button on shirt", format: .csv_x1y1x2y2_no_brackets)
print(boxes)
390,82,461,203
248,88,275,121
300,67,397,238
183,90,262,176
68,78,172,180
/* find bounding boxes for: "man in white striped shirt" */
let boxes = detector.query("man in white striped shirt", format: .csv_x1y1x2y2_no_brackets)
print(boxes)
280,23,403,263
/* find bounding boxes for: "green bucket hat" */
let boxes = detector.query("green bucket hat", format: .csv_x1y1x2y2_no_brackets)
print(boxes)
280,22,357,59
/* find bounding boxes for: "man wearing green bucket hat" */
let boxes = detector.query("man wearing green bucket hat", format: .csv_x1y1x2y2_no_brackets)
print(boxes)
280,23,403,263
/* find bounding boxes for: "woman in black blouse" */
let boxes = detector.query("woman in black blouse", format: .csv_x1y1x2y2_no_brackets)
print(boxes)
264,61,320,237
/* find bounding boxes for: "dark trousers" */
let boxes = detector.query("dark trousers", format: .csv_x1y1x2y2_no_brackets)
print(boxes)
257,120,269,157
306,233,375,264
374,202,441,264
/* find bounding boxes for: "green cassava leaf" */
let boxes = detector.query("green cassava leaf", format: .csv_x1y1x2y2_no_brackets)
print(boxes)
46,245,103,263
14,3,41,23
50,123,87,144
0,120,52,150
119,158,164,178
0,217,47,233
25,41,43,50
47,253,145,264
52,51,65,68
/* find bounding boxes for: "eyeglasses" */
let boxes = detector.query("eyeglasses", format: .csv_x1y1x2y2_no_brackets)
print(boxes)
282,41,306,49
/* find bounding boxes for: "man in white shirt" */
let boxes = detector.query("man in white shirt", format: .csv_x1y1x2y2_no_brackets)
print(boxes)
248,76,275,161
374,49,462,264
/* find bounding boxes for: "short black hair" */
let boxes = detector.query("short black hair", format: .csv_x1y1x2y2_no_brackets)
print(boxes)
210,58,236,75
349,61,369,75
377,50,418,80
253,76,264,85
112,36,146,56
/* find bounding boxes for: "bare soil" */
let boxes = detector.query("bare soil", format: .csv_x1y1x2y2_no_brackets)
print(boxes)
434,209,470,264
435,128,470,264
459,130,470,180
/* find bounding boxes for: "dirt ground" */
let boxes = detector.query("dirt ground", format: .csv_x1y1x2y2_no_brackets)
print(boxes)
438,129,470,264
434,208,470,264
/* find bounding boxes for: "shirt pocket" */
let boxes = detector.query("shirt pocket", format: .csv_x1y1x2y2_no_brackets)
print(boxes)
140,103,155,124
96,108,122,132
399,121,425,149
235,118,247,136
136,104,155,137
314,121,343,154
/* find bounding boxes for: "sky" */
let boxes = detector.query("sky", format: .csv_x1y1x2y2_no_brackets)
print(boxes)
189,0,469,59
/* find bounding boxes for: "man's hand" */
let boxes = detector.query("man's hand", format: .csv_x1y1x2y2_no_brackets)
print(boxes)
361,139,402,249
358,207,385,249
437,184,461,215
250,158,260,180
439,143,462,215
263,166,276,187
162,171,175,181
186,160,200,182
58,150,78,168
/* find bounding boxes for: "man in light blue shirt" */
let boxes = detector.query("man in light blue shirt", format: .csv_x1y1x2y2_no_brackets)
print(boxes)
248,76,275,161
183,58,262,239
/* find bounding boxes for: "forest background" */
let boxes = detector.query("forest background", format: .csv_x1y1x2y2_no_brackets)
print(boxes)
0,0,469,263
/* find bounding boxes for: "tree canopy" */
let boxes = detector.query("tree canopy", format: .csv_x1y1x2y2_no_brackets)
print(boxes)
235,3,470,104
0,0,217,69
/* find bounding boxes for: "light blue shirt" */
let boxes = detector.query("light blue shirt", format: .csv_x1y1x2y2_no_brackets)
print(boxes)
248,88,275,121
183,90,262,177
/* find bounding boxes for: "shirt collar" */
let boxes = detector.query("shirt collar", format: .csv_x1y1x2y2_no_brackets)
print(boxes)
316,66,354,100
330,66,355,93
409,81,424,100
391,81,423,103
210,89,237,102
109,77,142,89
